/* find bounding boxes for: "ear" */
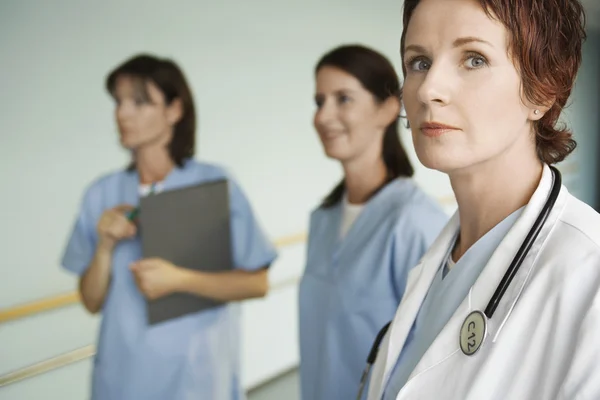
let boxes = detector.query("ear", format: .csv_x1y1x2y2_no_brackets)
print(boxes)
529,104,551,121
377,96,401,128
526,94,555,122
166,98,183,125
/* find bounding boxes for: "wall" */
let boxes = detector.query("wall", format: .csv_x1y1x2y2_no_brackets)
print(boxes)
562,30,600,206
0,1,448,398
0,1,597,399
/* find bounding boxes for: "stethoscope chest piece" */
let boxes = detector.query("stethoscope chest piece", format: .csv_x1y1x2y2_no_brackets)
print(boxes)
460,310,488,356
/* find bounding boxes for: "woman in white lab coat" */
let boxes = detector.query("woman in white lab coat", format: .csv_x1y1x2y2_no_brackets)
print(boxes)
366,0,600,399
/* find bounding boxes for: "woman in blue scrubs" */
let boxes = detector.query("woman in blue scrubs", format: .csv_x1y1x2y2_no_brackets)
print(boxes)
61,54,277,400
298,45,448,400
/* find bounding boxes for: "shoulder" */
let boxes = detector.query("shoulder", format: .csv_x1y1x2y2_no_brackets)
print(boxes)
184,159,231,181
548,192,600,259
558,192,600,246
81,168,130,203
184,159,246,192
538,191,600,291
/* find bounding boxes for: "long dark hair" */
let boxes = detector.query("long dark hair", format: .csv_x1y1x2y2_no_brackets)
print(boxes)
105,54,196,170
316,45,414,208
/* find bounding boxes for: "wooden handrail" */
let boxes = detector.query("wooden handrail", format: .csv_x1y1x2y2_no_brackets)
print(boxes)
0,232,307,325
0,275,302,388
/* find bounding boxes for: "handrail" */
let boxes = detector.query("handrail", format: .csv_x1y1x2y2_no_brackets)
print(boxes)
0,275,302,388
0,345,95,388
0,232,307,325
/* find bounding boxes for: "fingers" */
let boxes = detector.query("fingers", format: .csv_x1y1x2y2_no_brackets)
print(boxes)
130,265,158,300
98,206,137,241
130,258,160,271
113,204,136,213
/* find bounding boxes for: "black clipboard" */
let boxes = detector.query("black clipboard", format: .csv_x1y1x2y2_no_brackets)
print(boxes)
139,179,233,325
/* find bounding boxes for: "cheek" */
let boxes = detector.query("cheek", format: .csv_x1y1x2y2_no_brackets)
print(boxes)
401,80,420,122
312,112,320,131
341,107,376,137
464,74,526,142
139,110,166,133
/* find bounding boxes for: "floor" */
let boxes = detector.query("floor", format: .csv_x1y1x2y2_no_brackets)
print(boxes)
247,369,300,400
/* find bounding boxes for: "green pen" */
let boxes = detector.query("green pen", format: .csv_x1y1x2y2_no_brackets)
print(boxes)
126,207,140,222
127,182,157,222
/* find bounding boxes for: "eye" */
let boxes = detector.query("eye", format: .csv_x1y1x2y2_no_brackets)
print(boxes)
406,56,431,72
314,96,324,108
337,94,351,105
464,53,488,69
134,97,148,106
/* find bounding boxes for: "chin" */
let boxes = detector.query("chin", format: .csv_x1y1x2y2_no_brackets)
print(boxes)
414,144,466,174
120,137,142,151
321,145,349,161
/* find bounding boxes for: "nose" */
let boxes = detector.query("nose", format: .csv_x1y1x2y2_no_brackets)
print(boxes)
116,101,134,122
314,98,336,129
416,63,452,107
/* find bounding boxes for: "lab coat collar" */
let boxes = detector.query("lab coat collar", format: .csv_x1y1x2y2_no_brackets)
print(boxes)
382,211,460,388
381,164,568,391
469,164,568,340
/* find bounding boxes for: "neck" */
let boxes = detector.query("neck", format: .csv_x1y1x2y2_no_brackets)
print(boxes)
134,145,176,184
450,141,542,261
343,156,388,204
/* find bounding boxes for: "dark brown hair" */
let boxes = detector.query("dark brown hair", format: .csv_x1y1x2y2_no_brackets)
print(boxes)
106,54,196,169
401,0,587,164
317,45,414,207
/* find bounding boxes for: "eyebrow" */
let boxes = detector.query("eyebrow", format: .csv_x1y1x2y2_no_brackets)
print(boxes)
315,89,357,97
404,36,494,54
452,36,494,48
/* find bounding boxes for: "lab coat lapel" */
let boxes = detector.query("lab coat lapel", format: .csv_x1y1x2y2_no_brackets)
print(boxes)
403,165,568,384
381,212,460,389
476,164,568,339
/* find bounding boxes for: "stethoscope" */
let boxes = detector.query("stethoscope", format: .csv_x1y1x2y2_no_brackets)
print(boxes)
355,166,562,400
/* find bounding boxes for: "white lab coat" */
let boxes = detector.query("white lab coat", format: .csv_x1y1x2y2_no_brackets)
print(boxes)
367,164,600,400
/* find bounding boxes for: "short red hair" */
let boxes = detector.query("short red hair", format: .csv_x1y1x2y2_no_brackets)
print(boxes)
400,0,587,164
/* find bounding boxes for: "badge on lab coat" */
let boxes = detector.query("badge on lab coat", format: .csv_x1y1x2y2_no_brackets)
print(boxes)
460,311,487,356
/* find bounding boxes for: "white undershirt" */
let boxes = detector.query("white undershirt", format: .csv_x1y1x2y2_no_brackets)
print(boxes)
446,256,456,271
138,181,165,196
339,194,365,239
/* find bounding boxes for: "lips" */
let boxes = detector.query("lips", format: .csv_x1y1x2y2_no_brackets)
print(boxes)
319,130,345,140
419,122,460,138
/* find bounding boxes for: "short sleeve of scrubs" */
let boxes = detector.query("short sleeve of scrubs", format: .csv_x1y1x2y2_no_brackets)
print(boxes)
228,178,277,271
61,182,101,276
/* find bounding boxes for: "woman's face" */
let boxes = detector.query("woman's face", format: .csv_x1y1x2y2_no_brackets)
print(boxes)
113,75,180,151
402,0,542,175
313,66,395,164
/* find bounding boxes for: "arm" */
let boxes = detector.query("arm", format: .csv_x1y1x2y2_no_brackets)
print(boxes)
558,279,600,399
78,238,114,313
77,204,136,314
177,267,269,301
130,176,277,302
130,258,269,301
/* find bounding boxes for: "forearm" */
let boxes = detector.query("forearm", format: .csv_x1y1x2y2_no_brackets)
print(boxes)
79,239,114,313
177,268,269,302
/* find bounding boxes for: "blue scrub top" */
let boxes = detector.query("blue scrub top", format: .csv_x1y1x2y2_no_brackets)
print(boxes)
382,207,524,399
62,159,277,400
299,178,448,400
